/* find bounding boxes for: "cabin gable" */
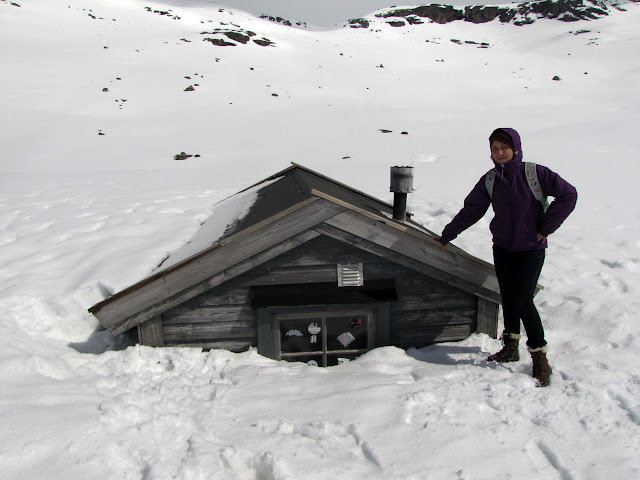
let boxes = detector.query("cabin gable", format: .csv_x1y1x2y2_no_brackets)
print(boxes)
149,234,497,360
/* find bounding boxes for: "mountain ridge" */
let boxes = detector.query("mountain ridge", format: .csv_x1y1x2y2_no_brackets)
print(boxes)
345,0,634,28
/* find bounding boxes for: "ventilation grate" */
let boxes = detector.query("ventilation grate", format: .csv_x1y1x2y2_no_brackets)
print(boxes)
337,263,364,287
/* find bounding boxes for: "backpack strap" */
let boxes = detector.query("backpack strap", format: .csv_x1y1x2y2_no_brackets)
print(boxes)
485,163,549,213
524,162,549,213
485,170,495,200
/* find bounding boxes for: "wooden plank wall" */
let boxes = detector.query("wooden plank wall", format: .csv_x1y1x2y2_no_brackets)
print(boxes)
391,274,476,349
160,235,478,352
162,284,256,351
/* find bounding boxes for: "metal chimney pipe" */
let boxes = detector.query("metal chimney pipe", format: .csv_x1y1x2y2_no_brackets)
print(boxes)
390,166,414,221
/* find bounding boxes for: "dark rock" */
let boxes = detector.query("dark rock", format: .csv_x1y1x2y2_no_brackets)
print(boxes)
387,20,406,27
465,6,513,24
558,12,580,21
552,75,562,81
144,7,180,20
225,31,250,44
184,85,195,91
379,129,393,133
253,38,275,47
203,38,236,47
378,5,464,24
348,18,370,28
376,0,612,26
260,15,293,26
174,152,193,160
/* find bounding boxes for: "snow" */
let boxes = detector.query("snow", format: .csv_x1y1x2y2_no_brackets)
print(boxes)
1,0,639,479
152,178,277,273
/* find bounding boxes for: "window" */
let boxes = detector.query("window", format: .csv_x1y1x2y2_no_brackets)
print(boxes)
271,309,376,367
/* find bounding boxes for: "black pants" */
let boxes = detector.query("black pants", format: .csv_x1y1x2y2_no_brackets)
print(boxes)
493,245,546,349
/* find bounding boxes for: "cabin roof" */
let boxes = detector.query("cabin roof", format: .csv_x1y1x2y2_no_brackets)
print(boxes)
213,162,424,242
89,163,502,336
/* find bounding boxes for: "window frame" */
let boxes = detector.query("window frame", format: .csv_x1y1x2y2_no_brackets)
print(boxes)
257,303,391,366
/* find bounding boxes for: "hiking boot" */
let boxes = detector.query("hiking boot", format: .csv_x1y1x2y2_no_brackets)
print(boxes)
487,333,521,362
530,346,552,387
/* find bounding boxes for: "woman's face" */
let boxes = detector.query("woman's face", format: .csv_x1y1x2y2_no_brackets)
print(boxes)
491,140,514,165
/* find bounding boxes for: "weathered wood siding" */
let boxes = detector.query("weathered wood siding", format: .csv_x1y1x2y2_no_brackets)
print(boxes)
391,274,476,349
161,284,256,350
160,235,479,352
138,316,164,347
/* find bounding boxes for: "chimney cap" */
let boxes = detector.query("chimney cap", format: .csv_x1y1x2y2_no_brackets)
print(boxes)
390,166,414,193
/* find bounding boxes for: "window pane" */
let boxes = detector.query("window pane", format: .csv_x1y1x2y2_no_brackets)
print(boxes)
326,315,368,351
280,318,323,354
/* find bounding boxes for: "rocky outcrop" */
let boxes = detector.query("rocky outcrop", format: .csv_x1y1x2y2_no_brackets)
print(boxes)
259,15,308,28
201,28,276,47
378,4,464,24
173,152,201,161
348,18,371,28
364,0,623,27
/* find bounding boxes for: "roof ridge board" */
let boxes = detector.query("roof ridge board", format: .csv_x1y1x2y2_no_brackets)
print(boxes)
290,162,408,218
323,208,500,290
310,188,496,271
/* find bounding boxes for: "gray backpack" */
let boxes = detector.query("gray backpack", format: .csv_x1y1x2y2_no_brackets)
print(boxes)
485,162,549,213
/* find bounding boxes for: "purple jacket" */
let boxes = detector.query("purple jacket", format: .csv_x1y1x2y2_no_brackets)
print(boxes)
440,128,578,252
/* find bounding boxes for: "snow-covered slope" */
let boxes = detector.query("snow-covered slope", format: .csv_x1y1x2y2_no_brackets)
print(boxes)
1,1,639,479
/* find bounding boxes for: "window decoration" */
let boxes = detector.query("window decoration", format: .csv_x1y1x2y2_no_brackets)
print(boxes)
276,311,374,367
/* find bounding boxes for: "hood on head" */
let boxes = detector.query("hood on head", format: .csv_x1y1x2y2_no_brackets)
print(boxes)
491,127,523,165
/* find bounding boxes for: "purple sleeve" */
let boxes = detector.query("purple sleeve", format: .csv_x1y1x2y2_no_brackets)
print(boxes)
440,176,492,245
537,165,578,237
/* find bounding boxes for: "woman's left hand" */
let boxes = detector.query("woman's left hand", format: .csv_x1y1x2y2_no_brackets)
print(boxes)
536,233,547,243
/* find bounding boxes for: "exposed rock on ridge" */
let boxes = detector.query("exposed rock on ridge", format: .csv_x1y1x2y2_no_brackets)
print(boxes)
348,0,630,27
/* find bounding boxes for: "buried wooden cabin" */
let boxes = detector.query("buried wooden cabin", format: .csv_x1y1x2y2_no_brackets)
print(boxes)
89,163,502,366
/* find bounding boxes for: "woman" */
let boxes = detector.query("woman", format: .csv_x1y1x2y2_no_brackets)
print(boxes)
439,128,577,387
